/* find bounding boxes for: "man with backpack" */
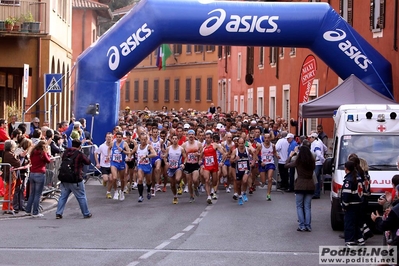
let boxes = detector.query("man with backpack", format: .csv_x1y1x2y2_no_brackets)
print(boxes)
56,139,92,219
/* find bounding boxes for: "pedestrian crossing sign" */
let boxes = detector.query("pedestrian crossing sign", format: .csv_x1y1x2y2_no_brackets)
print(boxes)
44,74,62,93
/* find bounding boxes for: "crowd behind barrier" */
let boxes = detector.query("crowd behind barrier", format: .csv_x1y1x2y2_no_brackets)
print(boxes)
0,163,13,213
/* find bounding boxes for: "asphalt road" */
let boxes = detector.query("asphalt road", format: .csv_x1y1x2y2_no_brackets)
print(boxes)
0,181,383,266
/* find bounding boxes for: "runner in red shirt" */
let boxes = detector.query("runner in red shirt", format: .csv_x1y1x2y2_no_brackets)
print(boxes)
200,130,226,204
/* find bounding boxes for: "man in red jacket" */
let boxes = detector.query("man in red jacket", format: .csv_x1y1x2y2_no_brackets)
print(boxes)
0,118,11,159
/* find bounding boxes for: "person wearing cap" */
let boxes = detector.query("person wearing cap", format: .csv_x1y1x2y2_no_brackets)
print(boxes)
275,131,291,191
308,131,325,199
182,129,203,202
199,130,226,204
286,133,299,192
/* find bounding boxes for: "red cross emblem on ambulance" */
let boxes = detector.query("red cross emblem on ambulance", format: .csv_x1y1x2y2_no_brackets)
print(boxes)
377,124,386,132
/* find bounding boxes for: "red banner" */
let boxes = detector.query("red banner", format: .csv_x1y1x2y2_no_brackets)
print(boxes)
298,55,317,105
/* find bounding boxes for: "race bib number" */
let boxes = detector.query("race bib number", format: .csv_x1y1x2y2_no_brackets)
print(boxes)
262,155,272,164
112,153,122,162
169,160,178,169
139,155,149,164
204,156,215,166
237,161,248,171
187,153,197,163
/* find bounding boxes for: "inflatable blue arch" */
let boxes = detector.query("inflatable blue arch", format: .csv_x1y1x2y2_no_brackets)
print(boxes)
75,0,393,144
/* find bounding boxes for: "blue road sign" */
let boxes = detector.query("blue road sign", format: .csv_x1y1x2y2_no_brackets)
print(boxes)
44,74,62,93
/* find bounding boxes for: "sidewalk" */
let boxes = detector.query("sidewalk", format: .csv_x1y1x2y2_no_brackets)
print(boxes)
0,194,59,219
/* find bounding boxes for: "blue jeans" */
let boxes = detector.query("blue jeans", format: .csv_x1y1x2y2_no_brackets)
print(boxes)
295,193,313,230
25,173,46,215
313,165,322,197
56,182,90,217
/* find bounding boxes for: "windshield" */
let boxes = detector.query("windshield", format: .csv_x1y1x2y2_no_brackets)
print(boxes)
337,135,399,170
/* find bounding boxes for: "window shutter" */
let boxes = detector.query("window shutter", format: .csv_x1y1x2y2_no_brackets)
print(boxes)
348,0,353,26
379,0,385,29
339,0,343,16
370,0,375,30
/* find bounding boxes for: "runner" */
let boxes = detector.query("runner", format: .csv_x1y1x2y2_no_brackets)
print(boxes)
94,132,115,199
110,132,131,201
182,129,202,203
131,132,157,202
164,134,186,204
124,131,137,193
199,130,226,204
259,133,279,201
149,127,163,197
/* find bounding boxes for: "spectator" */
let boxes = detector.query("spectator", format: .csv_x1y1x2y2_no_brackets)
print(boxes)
29,117,40,138
317,124,328,149
7,115,17,137
0,118,10,158
55,139,92,219
208,103,216,114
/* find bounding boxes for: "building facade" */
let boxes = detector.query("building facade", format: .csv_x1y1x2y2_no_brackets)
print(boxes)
223,0,399,138
121,44,219,112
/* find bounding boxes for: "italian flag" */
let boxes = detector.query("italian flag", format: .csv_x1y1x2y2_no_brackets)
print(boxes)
156,44,172,70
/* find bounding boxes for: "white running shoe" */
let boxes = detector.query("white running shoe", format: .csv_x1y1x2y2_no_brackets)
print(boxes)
132,182,138,190
151,188,156,197
183,184,189,193
226,187,231,193
156,184,162,192
113,191,119,200
119,190,125,201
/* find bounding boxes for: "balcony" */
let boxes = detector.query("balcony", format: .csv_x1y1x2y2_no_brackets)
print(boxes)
0,0,48,36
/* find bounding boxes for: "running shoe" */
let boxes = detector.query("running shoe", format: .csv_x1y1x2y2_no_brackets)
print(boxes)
200,185,205,193
132,182,138,190
119,191,125,201
238,197,243,205
162,186,167,192
106,192,112,199
117,180,121,188
156,184,162,192
242,193,248,202
207,196,212,204
211,192,217,200
194,187,199,197
183,184,189,193
102,180,107,187
233,194,238,200
123,186,128,194
267,194,271,201
138,196,143,202
173,197,178,204
113,191,119,200
249,186,254,194
177,186,183,195
147,193,151,200
189,197,195,203
151,188,156,197
226,187,231,193
32,213,44,218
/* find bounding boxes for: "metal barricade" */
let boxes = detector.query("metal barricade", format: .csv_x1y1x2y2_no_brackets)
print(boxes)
0,163,13,214
81,145,102,184
41,155,62,202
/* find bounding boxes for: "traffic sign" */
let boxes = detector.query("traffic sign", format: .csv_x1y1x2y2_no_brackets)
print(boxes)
44,74,62,93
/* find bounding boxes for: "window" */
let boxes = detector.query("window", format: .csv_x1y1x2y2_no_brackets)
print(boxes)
173,44,182,55
164,79,170,102
124,81,130,102
206,77,212,101
186,45,192,54
194,45,203,53
195,78,201,101
218,46,223,59
290,47,296,56
174,78,179,102
279,47,284,58
370,0,385,31
206,45,215,52
259,47,264,67
237,53,242,80
134,80,139,102
340,0,353,26
225,46,231,57
143,80,148,102
246,47,254,75
153,79,159,102
269,47,278,65
185,78,191,101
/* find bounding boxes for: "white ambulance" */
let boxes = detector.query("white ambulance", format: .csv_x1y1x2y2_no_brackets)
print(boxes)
325,104,399,230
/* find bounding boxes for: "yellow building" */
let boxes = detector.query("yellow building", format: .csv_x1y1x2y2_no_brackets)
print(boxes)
121,44,219,112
